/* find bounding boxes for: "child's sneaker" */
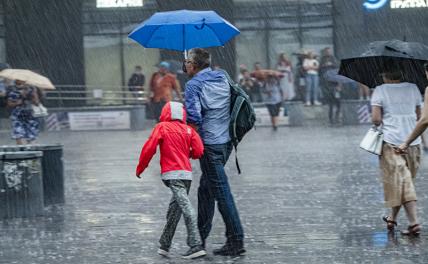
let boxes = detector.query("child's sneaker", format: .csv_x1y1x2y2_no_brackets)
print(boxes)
157,246,169,257
182,246,207,259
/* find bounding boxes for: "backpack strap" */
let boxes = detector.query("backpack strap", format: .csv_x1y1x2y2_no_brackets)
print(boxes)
234,143,241,175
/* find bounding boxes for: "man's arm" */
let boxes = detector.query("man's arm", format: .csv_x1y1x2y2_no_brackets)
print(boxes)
184,82,203,128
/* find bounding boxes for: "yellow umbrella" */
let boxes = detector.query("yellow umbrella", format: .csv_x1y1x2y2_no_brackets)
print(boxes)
0,69,55,90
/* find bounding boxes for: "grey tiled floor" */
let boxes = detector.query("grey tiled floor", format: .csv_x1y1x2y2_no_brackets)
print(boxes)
1,125,428,263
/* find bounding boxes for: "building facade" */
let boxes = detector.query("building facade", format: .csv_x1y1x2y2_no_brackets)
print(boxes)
0,0,427,106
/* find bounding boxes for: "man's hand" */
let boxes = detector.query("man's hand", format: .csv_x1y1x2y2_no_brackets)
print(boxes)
395,143,409,154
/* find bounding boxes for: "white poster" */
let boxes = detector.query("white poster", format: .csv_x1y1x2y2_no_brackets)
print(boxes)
68,111,130,131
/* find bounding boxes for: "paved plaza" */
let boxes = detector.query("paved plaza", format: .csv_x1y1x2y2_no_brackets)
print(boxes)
1,125,428,263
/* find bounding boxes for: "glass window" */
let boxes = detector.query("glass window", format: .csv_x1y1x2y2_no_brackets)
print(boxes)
268,30,300,68
123,36,160,92
84,35,122,105
236,30,267,77
302,28,333,56
0,38,6,62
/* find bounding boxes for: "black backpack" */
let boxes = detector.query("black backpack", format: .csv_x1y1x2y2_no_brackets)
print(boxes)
221,70,256,174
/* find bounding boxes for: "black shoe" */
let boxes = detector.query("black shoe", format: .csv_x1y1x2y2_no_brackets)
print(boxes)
182,246,207,259
213,244,246,257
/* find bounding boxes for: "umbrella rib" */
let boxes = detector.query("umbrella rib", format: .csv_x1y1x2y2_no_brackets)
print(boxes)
182,24,185,51
141,25,162,47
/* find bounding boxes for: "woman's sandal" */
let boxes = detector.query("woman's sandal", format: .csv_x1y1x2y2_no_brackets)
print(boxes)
382,216,397,231
401,224,421,236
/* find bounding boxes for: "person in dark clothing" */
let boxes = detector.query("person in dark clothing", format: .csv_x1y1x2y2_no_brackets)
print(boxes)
128,65,145,99
239,69,261,102
319,47,341,124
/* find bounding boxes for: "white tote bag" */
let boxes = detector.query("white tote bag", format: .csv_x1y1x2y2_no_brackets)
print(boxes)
31,103,48,118
360,126,384,155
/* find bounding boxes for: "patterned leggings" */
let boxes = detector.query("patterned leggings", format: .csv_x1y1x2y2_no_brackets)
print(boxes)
159,180,201,249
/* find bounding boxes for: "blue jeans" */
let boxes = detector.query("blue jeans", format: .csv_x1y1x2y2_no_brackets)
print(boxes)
198,142,244,246
305,74,320,103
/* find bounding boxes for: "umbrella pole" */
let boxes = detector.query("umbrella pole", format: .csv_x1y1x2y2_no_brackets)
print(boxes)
184,50,187,59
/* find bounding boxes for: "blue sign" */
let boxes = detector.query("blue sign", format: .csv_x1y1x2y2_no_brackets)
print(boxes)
363,0,389,10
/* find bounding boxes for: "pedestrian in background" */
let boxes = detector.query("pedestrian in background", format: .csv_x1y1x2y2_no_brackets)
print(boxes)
149,62,182,121
184,48,246,257
319,48,340,124
135,101,206,259
239,69,261,103
127,65,145,100
6,80,41,145
262,73,283,131
371,68,422,236
276,53,295,101
303,51,321,106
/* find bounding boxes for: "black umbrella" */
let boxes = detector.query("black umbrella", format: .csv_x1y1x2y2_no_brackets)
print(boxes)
339,40,428,92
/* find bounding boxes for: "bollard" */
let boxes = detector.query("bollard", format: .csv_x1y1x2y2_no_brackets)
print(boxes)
0,144,64,205
0,151,44,219
341,100,371,125
130,105,146,130
284,101,304,126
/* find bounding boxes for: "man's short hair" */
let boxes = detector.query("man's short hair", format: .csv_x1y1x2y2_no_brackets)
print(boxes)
382,71,402,81
189,48,211,69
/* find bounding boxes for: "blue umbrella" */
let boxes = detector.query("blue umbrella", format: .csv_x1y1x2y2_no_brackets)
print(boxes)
128,10,240,56
323,68,355,84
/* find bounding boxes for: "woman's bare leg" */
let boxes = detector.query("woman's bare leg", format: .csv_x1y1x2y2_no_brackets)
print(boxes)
403,201,418,226
16,138,27,145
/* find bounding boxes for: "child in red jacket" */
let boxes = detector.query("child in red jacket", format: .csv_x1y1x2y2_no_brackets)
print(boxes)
136,101,206,259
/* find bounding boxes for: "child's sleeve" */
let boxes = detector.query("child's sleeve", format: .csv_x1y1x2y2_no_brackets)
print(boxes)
136,125,162,176
190,128,204,159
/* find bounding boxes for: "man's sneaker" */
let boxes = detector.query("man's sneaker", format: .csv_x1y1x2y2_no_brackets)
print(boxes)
213,244,246,257
182,246,207,259
157,247,169,257
314,100,322,106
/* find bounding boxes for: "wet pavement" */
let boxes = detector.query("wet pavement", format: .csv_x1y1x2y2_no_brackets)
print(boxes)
1,125,428,263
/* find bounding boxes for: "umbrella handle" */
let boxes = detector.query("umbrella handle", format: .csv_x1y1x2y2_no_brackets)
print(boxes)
184,50,188,59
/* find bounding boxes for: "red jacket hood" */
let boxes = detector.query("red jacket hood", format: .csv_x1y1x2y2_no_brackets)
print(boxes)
159,101,187,123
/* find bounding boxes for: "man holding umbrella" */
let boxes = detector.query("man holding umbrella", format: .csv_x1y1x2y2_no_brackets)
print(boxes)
184,48,245,257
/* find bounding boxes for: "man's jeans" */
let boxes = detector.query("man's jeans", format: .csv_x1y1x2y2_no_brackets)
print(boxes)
305,74,320,103
198,142,244,246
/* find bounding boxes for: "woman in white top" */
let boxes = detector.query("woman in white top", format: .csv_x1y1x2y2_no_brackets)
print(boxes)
276,53,295,101
371,70,422,236
303,52,321,106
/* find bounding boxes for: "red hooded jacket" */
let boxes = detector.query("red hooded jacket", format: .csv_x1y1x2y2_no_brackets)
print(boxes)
136,102,204,180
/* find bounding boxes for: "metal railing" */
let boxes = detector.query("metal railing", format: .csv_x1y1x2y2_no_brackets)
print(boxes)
44,85,150,107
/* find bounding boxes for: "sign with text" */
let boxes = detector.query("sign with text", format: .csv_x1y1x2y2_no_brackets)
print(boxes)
97,0,143,8
68,111,130,131
364,0,428,10
391,0,428,8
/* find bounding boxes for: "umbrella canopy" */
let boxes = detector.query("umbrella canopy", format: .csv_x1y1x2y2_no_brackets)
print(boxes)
323,68,355,84
128,9,240,52
339,40,428,92
0,69,55,90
